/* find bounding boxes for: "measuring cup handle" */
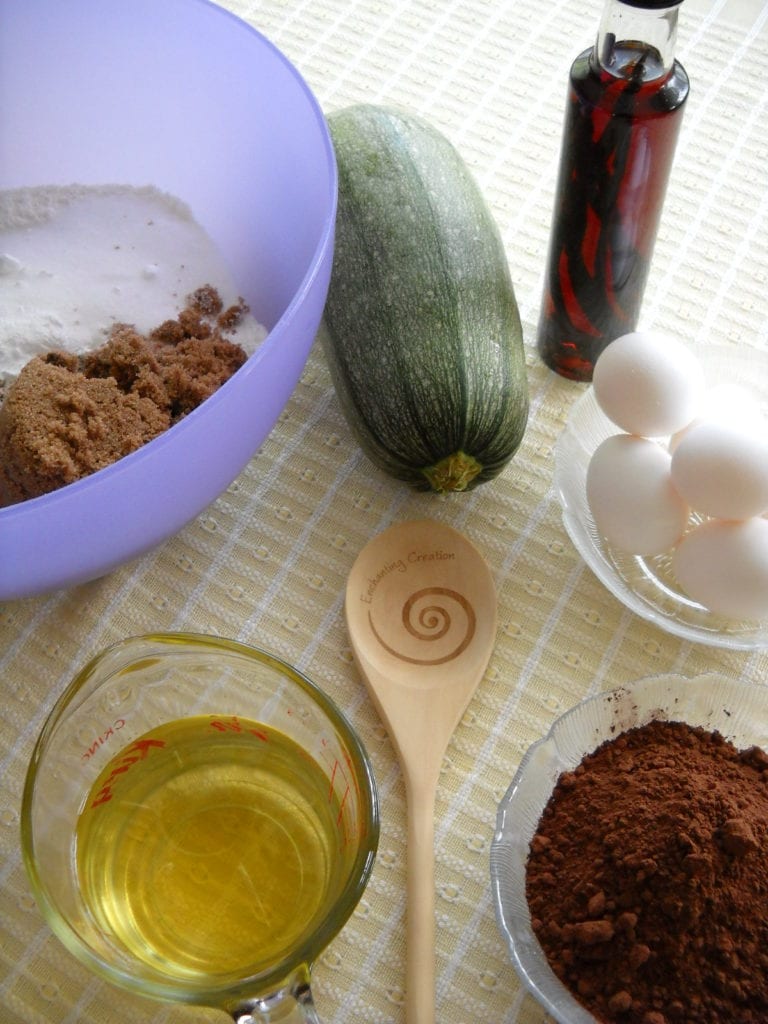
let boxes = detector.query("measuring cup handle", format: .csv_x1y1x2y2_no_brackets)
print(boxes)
229,968,322,1024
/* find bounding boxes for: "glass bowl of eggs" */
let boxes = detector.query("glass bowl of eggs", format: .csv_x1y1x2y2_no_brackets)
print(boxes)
554,335,768,649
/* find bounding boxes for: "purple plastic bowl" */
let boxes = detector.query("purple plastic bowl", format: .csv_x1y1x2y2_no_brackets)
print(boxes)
0,0,337,601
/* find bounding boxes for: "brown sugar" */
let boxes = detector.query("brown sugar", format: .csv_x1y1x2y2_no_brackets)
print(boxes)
0,287,248,506
155,333,248,419
0,354,170,505
525,718,768,1024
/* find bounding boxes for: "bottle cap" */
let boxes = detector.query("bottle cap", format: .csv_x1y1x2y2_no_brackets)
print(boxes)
619,0,684,7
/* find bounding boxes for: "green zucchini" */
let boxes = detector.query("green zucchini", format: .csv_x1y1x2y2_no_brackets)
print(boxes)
321,103,528,493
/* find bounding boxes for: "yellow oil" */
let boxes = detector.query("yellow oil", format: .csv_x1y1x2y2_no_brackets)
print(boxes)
76,715,346,988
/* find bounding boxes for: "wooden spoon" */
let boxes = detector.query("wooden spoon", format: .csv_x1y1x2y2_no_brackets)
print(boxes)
345,519,498,1024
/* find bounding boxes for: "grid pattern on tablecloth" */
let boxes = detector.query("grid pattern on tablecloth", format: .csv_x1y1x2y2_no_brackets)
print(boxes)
1,2,768,1023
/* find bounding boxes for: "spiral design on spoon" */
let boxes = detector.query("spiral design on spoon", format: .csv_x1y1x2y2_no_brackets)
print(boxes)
369,586,476,665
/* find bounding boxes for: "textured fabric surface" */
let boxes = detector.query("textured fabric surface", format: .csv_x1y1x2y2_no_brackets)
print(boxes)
2,1,767,1022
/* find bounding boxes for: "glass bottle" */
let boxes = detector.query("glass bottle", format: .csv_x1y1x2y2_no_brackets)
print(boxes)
536,0,689,381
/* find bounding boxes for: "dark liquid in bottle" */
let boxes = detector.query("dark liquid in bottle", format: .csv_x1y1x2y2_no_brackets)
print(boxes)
537,45,689,381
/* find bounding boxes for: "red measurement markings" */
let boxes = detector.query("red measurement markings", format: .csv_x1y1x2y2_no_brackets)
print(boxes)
344,749,371,845
336,783,351,829
208,716,269,741
323,750,355,848
80,719,127,763
89,738,165,809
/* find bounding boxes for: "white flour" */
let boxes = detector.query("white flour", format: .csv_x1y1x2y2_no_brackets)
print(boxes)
0,184,267,386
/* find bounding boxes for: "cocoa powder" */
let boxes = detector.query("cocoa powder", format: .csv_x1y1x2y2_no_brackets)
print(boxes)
525,718,768,1023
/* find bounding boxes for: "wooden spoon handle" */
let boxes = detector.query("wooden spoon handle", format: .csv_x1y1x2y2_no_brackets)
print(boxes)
405,777,438,1024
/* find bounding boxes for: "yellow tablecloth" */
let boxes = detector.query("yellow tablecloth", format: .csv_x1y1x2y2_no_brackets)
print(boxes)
2,1,768,1022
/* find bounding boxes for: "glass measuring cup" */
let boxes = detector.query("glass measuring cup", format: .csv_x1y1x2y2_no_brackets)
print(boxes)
21,633,379,1023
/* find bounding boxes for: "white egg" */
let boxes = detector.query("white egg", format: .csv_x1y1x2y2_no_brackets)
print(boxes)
586,434,689,556
592,331,705,437
669,383,764,452
672,518,768,621
670,420,768,520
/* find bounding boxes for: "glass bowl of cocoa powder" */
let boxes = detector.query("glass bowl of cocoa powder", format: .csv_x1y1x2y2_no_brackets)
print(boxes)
0,0,336,599
491,673,768,1024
